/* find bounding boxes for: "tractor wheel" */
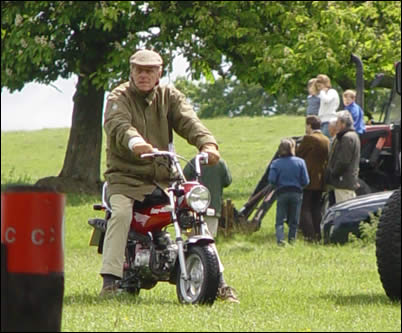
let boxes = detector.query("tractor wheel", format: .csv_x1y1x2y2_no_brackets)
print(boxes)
375,188,401,301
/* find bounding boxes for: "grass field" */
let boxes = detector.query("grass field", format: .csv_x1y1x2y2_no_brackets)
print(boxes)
1,116,401,332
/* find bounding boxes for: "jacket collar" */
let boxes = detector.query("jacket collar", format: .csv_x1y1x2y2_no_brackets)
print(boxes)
312,129,322,134
336,128,354,140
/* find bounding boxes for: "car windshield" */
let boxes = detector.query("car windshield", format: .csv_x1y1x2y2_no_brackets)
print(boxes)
384,90,401,125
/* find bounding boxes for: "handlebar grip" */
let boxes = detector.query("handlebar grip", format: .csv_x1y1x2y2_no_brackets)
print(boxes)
140,148,164,159
199,152,209,165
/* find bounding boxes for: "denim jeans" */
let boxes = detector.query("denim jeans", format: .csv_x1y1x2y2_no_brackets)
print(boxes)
275,191,303,244
321,122,331,139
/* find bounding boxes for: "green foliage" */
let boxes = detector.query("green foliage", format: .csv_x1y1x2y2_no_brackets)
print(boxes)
1,1,149,92
350,211,381,246
2,1,400,97
151,1,401,95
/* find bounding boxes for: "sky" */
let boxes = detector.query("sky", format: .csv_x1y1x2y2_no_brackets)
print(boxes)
1,55,189,132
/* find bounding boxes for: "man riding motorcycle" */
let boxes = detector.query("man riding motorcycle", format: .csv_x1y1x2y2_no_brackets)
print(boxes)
101,49,238,303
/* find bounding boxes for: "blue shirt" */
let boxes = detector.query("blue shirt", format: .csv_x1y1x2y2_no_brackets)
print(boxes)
345,102,366,134
268,156,310,193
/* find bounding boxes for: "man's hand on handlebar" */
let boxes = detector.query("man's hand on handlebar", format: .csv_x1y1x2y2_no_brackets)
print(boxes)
201,143,220,165
132,142,154,156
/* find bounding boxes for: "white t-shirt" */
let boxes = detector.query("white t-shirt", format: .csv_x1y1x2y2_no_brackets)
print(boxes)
318,88,340,123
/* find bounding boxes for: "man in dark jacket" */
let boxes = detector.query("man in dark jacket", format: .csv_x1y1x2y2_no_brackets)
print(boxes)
183,157,232,237
297,115,330,241
325,110,360,205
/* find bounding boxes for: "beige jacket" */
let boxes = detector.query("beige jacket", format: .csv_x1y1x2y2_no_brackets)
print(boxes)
104,79,217,201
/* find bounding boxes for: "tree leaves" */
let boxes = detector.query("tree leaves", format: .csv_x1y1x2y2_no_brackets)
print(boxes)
2,1,400,96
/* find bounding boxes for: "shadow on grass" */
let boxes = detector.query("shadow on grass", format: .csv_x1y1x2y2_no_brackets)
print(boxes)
63,292,178,306
319,293,398,306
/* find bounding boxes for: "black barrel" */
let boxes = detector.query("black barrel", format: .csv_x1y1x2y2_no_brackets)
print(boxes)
1,185,65,332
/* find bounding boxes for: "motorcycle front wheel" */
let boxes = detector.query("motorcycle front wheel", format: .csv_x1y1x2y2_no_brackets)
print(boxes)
176,245,220,305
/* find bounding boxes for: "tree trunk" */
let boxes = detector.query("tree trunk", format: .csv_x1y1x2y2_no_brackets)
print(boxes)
35,76,105,194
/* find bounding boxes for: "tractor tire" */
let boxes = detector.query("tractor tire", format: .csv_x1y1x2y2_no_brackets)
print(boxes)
375,188,401,301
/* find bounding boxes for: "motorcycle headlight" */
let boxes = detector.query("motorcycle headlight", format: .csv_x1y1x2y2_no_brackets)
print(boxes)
185,185,211,213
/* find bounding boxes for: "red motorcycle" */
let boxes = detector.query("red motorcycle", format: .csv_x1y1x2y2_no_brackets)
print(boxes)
88,151,221,304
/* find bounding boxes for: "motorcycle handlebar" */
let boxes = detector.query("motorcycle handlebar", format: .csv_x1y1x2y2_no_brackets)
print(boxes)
140,150,208,164
140,149,176,159
140,150,208,180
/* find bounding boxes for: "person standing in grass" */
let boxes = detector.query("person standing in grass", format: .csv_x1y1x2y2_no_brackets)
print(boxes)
296,115,330,242
325,110,360,206
268,138,310,246
183,157,232,238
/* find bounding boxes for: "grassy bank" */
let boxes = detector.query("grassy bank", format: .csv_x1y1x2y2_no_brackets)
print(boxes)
1,116,400,332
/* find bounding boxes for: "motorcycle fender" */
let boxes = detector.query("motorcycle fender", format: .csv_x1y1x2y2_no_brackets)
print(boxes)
89,229,102,246
169,235,215,285
184,235,215,247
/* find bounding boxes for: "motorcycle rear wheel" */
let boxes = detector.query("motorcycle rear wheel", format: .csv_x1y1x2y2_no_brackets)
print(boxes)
176,245,219,305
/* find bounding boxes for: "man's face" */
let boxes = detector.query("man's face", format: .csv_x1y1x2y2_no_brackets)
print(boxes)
336,119,345,133
305,123,312,135
328,124,337,137
132,65,161,92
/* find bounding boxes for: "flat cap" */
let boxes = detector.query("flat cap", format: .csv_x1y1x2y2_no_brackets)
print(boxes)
130,49,163,66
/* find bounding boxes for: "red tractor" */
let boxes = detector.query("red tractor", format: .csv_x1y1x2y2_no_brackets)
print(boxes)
353,55,401,194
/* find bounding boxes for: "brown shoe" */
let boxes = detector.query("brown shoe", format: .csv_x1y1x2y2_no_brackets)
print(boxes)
99,282,122,297
217,285,240,304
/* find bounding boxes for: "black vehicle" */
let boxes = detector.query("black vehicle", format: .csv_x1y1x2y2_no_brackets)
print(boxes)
321,191,393,244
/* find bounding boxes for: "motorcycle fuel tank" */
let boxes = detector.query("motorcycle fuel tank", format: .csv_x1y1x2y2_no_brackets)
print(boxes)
130,204,172,234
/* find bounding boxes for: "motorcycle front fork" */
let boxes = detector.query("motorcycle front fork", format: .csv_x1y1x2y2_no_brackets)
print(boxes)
169,191,224,282
169,191,189,281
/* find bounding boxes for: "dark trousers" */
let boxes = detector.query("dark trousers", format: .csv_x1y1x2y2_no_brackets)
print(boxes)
299,190,323,242
275,191,303,243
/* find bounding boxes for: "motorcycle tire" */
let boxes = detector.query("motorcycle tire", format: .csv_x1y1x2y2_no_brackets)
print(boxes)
176,245,220,305
375,188,401,301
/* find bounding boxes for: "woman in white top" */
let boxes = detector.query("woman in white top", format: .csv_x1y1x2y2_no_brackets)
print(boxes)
316,74,340,138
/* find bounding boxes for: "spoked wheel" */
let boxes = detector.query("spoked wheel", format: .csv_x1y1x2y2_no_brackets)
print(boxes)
176,245,219,305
